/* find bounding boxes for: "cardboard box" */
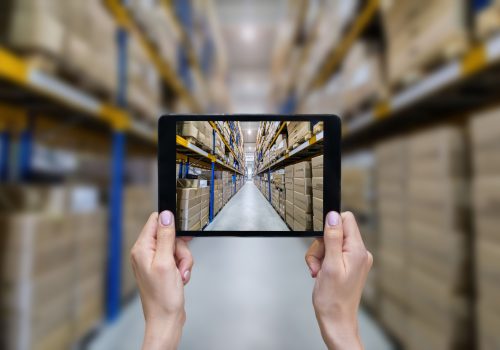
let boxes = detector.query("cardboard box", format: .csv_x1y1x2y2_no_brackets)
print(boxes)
294,192,312,212
473,177,500,245
293,161,312,178
177,203,201,221
286,212,294,228
312,177,323,197
470,107,500,176
313,197,323,216
177,213,201,230
313,216,322,231
177,188,201,200
293,178,312,195
476,238,500,306
285,164,295,178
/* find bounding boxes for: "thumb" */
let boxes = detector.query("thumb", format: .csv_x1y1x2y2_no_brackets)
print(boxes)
154,210,176,263
323,211,344,268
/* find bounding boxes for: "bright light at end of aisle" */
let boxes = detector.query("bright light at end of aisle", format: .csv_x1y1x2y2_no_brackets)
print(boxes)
241,25,257,43
247,129,252,135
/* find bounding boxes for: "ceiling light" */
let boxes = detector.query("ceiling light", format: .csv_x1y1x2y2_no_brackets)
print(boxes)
247,130,251,135
241,25,256,43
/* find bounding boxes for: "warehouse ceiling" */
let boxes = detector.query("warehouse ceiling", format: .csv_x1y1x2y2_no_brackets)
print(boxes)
214,0,287,113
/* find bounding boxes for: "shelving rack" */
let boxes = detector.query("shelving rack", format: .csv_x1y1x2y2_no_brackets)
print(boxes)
176,121,245,224
254,122,323,221
0,0,221,325
279,1,500,154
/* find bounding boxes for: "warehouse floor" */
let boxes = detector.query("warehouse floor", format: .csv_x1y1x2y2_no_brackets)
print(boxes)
205,181,289,231
89,181,393,350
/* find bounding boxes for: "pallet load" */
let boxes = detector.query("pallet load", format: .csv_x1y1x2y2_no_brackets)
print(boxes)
0,185,108,350
293,161,313,230
471,108,500,350
406,127,471,350
214,179,222,214
341,155,377,310
200,186,209,228
122,185,155,300
285,165,295,228
475,0,500,40
70,205,107,340
341,40,386,115
311,155,323,231
287,122,312,150
375,138,410,344
381,0,469,89
176,184,201,231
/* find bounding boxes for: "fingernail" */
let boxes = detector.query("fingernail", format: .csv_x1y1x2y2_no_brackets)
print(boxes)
183,270,190,281
327,212,340,227
160,211,172,226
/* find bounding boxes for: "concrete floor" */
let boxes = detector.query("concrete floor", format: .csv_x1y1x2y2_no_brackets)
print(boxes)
205,181,289,231
89,181,393,350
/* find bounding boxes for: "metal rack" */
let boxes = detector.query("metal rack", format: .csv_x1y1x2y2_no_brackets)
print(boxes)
176,122,245,224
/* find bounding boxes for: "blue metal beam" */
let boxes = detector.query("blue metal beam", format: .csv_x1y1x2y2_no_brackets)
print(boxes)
18,128,33,181
179,161,184,178
0,131,10,181
106,26,128,322
184,160,190,178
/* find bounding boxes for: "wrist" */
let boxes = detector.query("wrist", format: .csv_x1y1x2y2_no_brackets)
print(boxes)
143,312,185,350
317,315,361,350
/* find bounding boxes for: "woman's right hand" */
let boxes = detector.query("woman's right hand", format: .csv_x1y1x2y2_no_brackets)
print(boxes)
131,211,193,350
305,211,373,350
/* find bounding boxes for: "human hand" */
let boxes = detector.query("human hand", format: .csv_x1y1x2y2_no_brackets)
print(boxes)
305,212,373,350
130,211,194,350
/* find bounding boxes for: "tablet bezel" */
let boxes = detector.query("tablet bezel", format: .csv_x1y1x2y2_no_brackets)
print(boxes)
158,114,341,237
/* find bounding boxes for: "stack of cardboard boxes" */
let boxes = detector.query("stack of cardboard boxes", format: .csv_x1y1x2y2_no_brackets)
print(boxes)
122,185,155,300
471,108,500,349
285,165,295,228
293,161,313,230
406,127,471,349
311,155,323,231
341,157,377,309
214,178,222,214
287,122,312,149
200,186,209,228
71,206,107,340
176,186,201,231
0,185,108,350
375,138,410,343
222,172,232,204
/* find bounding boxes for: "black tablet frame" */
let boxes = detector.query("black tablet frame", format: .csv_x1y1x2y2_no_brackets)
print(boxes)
158,114,341,237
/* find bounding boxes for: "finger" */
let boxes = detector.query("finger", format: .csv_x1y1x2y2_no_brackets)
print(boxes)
136,212,159,246
323,212,344,268
305,239,325,278
367,250,374,269
341,211,365,251
154,210,176,264
179,236,193,243
175,239,194,284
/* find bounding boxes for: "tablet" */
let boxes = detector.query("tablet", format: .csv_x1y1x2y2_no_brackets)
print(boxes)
158,115,340,237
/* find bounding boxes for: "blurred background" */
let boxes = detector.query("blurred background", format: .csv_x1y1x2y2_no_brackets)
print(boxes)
1,0,500,349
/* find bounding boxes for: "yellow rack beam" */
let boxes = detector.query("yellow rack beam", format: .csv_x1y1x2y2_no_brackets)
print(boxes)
0,48,156,139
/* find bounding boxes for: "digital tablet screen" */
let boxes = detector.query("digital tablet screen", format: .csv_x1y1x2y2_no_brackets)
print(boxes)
158,115,340,237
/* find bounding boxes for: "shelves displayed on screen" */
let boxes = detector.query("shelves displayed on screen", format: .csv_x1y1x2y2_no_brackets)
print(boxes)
176,134,243,175
256,131,323,175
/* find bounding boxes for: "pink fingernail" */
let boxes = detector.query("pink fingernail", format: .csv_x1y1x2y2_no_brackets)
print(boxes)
183,270,190,281
327,212,340,227
160,211,172,226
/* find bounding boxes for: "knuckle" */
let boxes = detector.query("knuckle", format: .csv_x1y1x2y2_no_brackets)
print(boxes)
342,211,355,221
130,245,141,262
153,260,174,274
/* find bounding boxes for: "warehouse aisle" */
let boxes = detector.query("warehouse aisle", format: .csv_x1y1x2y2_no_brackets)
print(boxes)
204,181,289,231
90,237,393,350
